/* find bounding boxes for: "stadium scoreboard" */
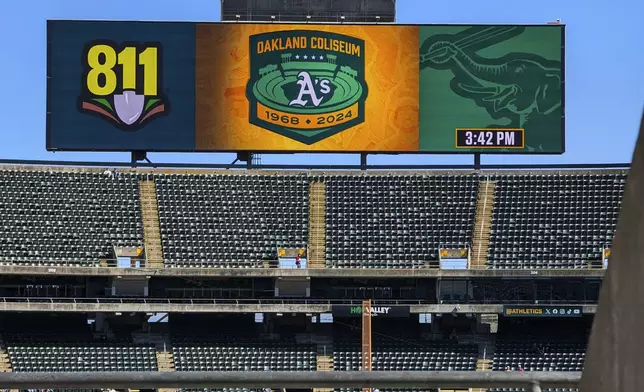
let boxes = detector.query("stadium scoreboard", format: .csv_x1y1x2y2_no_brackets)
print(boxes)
46,21,564,154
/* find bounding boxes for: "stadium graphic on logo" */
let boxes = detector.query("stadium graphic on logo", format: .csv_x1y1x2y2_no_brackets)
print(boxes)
78,41,169,131
246,30,368,145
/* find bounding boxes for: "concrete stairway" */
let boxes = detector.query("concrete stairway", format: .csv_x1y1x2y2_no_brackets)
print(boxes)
157,349,175,372
476,358,493,371
0,338,12,373
0,337,17,392
315,355,334,392
308,181,327,268
133,333,175,392
471,364,491,392
139,180,164,268
314,337,334,392
155,348,177,392
473,358,492,391
470,339,495,392
470,180,497,269
317,355,334,371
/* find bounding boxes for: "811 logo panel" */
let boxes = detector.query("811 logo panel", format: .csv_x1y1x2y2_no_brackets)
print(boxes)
77,40,169,131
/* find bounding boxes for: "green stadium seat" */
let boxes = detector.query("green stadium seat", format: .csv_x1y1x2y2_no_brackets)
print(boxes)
487,173,625,269
0,169,143,266
155,173,309,268
324,174,478,268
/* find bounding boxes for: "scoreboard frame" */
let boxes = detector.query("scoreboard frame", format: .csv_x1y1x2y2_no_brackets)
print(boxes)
46,20,566,156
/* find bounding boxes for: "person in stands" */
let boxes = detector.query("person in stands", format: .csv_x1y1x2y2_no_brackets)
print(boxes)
295,254,301,268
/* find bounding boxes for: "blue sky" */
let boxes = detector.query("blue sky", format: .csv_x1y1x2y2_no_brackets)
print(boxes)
0,0,642,166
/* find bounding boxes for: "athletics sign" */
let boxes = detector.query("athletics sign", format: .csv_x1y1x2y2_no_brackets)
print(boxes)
503,305,583,318
47,21,564,153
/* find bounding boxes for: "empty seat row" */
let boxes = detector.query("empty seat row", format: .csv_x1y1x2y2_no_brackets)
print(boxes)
0,169,627,269
488,173,625,269
333,341,478,371
324,174,478,269
157,174,309,268
6,338,157,372
0,170,143,266
173,340,316,372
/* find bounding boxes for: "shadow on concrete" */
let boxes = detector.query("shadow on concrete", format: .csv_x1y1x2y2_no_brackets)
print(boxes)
580,110,644,391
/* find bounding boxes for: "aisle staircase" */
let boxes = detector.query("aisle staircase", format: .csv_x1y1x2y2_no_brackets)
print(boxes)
139,180,164,268
0,337,17,392
308,181,327,268
470,180,497,269
471,339,495,392
317,354,334,371
133,333,176,392
314,337,334,392
157,349,175,372
470,359,492,392
0,337,12,373
156,348,177,392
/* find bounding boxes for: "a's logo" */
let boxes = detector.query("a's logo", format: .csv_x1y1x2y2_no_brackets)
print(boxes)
78,41,169,130
246,30,367,145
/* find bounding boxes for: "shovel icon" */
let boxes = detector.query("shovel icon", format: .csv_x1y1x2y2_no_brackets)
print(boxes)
113,90,145,125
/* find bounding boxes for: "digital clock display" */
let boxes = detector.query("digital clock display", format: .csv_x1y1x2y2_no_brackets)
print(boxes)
456,128,524,148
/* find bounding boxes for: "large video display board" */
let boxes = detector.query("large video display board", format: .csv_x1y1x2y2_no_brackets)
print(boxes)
47,21,564,153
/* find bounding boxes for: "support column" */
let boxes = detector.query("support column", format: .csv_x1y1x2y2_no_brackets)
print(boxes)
361,300,372,392
579,113,644,391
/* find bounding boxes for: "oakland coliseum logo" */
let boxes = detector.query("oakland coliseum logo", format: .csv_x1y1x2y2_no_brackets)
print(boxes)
246,30,368,145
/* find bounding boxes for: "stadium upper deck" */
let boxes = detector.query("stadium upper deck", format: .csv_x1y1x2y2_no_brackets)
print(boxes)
0,165,624,276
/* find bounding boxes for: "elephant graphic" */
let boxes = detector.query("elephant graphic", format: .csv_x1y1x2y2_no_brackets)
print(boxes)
420,26,563,152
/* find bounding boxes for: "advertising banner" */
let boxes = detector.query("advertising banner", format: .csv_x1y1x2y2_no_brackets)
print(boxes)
332,305,410,318
47,21,564,153
503,305,583,318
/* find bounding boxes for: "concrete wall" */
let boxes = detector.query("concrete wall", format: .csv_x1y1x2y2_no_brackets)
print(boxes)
580,113,644,392
0,301,597,315
0,265,605,278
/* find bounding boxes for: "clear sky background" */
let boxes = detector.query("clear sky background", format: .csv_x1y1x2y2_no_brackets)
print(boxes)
0,0,641,166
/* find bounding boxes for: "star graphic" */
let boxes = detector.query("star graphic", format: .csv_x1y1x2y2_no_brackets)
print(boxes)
303,55,308,60
319,55,325,60
295,55,300,59
311,55,316,60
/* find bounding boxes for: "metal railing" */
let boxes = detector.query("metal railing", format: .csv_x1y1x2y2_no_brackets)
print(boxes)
0,158,631,170
0,370,582,390
0,296,597,306
0,258,607,270
0,297,423,305
221,10,395,23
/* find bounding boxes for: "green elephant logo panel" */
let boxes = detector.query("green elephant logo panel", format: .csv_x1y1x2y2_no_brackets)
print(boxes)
246,30,368,145
419,25,564,153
